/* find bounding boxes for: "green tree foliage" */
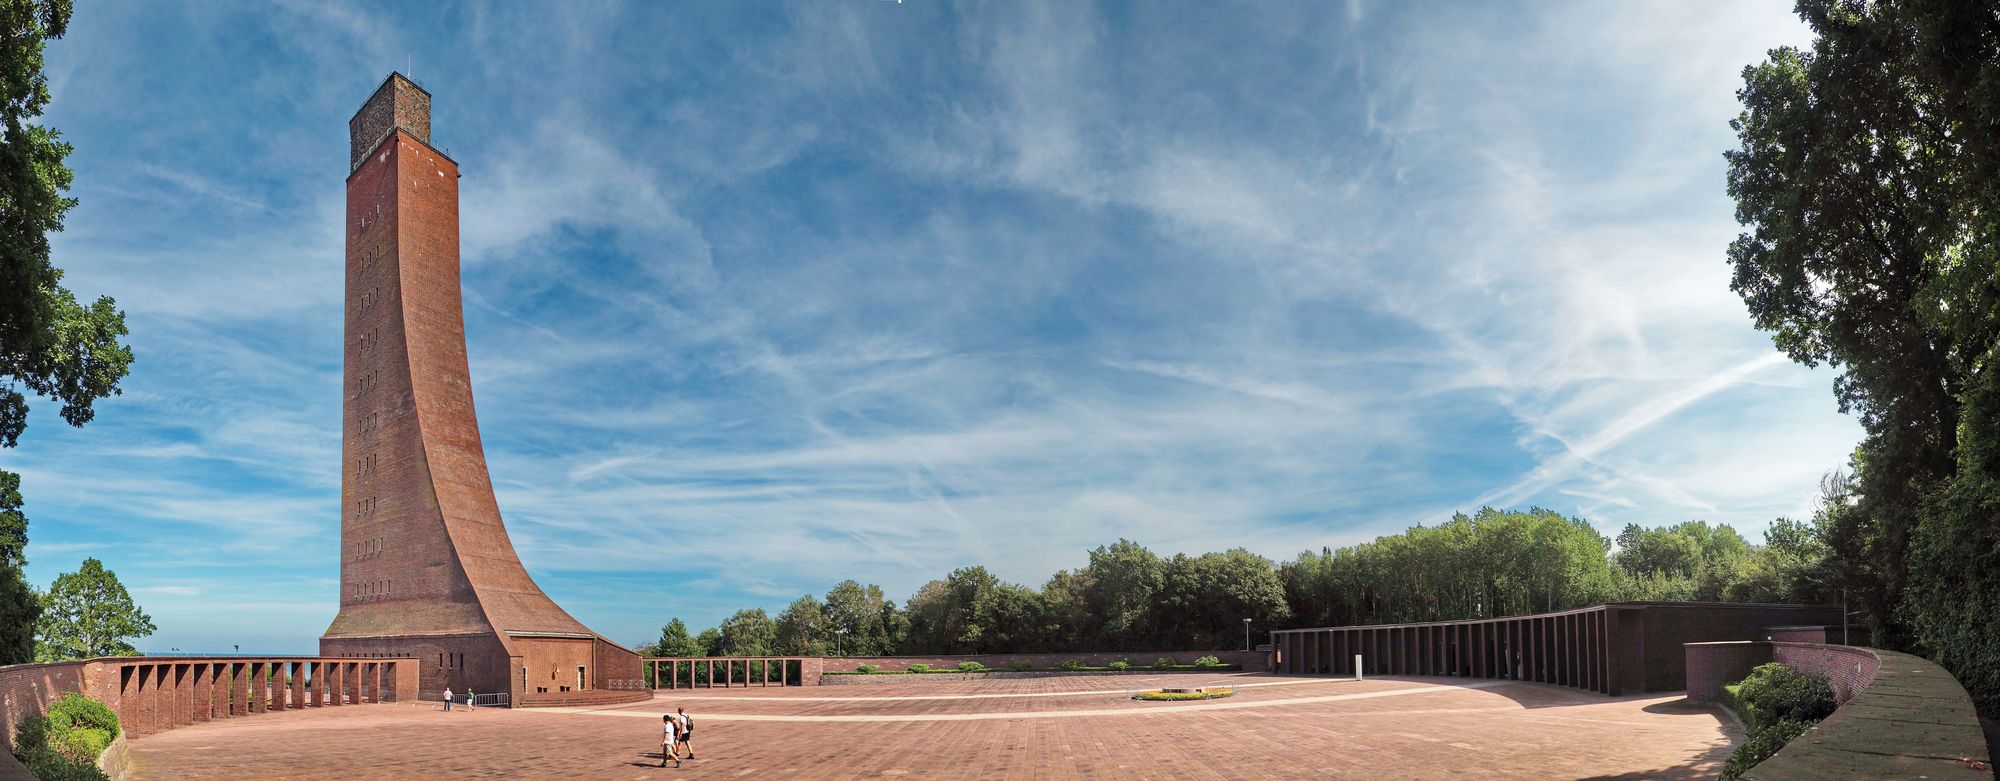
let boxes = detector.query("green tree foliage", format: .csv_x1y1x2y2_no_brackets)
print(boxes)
712,608,775,657
645,618,706,658
1156,549,1290,650
0,0,131,668
1727,0,2000,714
1284,508,1617,626
1082,539,1164,649
772,595,827,656
33,558,152,661
0,471,36,664
665,513,1819,658
822,580,893,655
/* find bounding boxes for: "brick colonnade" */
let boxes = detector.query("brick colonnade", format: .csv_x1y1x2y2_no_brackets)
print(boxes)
0,656,419,746
83,657,420,738
1268,602,1848,696
818,649,1265,674
1270,605,1618,694
645,658,820,689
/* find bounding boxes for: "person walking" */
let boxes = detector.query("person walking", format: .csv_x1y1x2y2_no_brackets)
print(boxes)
467,688,476,711
659,714,681,768
675,706,695,760
443,687,454,712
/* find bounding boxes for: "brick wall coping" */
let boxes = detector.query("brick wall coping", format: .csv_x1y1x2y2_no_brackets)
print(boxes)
1686,642,1992,780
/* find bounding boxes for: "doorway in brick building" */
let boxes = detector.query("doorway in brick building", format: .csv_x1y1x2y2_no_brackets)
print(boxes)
577,666,587,691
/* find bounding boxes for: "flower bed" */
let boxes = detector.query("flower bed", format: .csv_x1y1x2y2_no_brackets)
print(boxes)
1134,688,1234,701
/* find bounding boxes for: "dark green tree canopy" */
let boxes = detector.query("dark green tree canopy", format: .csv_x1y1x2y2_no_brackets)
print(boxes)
0,0,123,668
0,0,128,449
1727,0,2000,716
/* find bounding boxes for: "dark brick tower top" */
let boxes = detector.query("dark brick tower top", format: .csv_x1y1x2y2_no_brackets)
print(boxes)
322,74,641,704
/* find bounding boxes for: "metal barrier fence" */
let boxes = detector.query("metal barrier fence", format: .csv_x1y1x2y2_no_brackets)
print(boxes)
643,658,810,688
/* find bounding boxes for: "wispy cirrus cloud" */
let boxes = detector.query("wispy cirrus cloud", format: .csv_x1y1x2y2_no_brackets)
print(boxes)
11,0,1858,653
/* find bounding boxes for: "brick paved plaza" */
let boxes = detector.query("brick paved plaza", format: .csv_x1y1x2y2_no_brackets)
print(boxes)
118,672,1739,779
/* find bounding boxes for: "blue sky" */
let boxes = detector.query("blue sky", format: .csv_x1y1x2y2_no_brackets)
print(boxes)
10,1,1857,654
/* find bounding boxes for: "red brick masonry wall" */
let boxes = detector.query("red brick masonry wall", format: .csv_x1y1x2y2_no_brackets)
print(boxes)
0,656,421,749
1684,641,1880,707
0,661,83,755
821,649,1264,673
1771,643,1880,706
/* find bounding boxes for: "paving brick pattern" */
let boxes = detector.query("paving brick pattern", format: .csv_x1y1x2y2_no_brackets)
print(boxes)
122,673,1737,779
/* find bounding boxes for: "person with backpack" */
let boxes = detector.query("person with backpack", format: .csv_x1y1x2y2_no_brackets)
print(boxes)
659,714,682,768
675,707,695,759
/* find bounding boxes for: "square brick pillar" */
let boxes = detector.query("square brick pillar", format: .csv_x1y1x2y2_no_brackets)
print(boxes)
271,662,289,711
347,662,361,704
289,661,306,707
252,662,270,714
189,664,210,723
174,664,193,726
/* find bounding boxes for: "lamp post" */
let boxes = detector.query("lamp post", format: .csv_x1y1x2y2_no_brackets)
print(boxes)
835,627,847,656
1242,618,1252,652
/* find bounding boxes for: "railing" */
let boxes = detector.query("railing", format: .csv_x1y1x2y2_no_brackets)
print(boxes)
470,692,511,708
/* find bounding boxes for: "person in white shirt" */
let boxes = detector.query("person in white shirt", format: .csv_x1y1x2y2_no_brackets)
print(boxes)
676,707,695,759
443,687,453,712
659,714,681,768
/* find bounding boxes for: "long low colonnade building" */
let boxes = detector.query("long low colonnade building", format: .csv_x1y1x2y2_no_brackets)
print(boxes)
1268,601,1844,695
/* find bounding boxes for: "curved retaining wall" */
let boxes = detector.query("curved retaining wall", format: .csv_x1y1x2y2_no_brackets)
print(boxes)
0,661,86,776
1684,641,1992,779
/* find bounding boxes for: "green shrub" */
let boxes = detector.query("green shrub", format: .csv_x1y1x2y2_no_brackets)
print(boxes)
45,693,119,740
956,661,988,673
1193,655,1223,669
1010,660,1033,672
1721,718,1813,780
1153,657,1177,670
1734,663,1836,728
906,663,930,673
1059,659,1085,671
1108,660,1131,671
11,693,117,781
854,664,878,674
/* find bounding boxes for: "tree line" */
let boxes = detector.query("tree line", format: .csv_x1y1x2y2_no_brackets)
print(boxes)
644,507,1832,659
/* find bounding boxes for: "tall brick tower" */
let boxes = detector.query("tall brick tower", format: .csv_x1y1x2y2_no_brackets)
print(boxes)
322,74,642,705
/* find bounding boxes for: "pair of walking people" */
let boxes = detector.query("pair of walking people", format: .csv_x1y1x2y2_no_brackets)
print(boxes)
659,707,695,768
441,687,475,711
